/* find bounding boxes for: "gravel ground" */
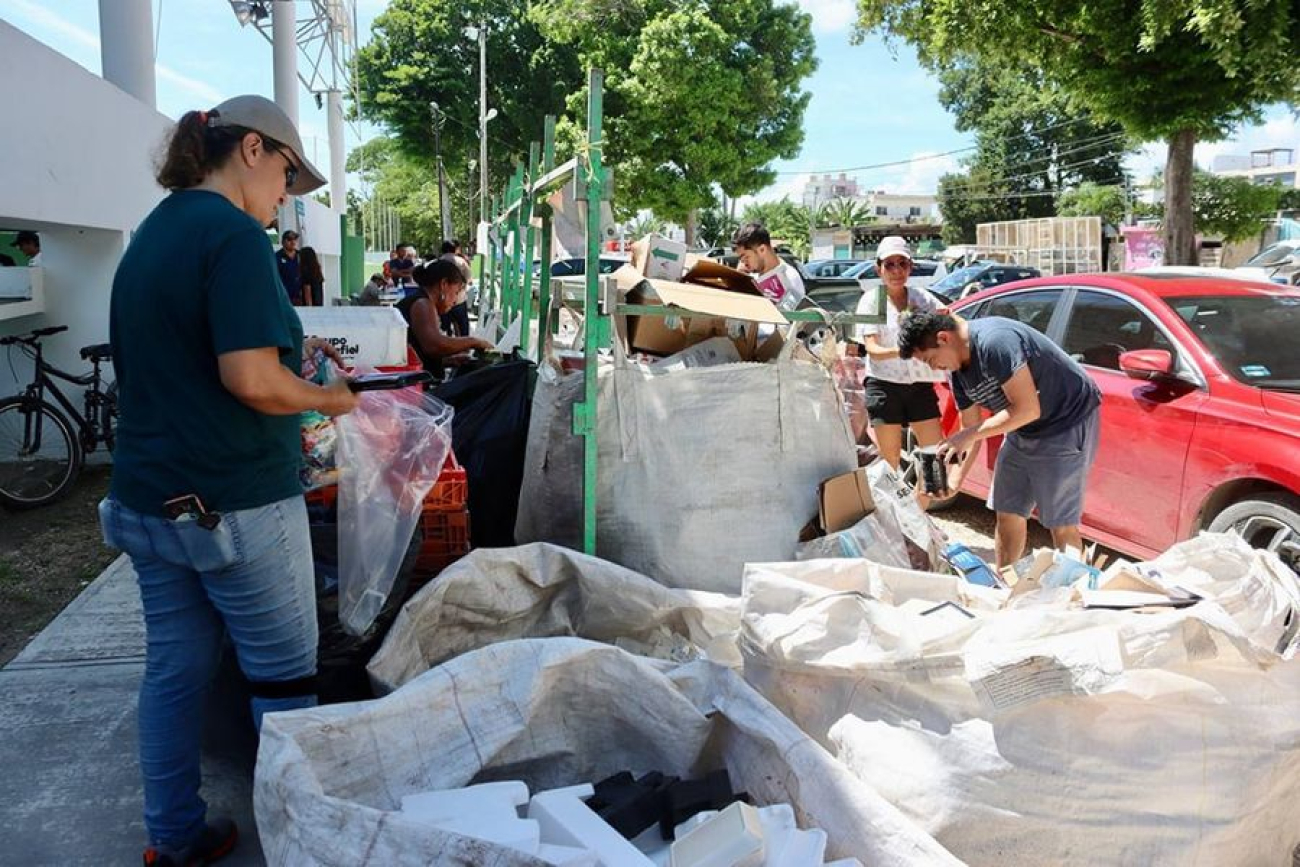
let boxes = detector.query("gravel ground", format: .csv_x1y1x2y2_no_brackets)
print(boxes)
0,463,117,666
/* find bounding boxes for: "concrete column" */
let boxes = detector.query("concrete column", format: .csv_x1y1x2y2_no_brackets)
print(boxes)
97,0,157,109
327,89,346,215
272,0,298,127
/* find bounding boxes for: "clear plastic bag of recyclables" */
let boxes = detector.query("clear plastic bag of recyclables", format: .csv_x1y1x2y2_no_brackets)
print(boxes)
367,542,742,694
255,637,961,866
335,384,453,636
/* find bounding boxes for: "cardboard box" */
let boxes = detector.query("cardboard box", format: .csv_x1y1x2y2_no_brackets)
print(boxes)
614,265,784,359
632,234,689,281
818,467,876,534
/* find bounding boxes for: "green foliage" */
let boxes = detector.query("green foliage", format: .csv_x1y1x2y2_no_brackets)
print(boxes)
1057,183,1129,225
740,198,814,258
345,137,445,255
1189,173,1282,242
819,197,871,228
530,0,818,225
937,164,1054,244
696,205,739,250
1278,188,1300,211
624,212,666,239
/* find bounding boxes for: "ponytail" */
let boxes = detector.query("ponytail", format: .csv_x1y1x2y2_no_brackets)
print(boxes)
154,109,250,191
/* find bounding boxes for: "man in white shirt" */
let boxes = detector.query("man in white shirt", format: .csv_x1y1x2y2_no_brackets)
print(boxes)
12,230,40,266
731,222,805,312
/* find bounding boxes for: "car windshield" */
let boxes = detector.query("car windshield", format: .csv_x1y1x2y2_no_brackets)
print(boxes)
843,261,875,278
1244,243,1297,268
1169,293,1300,389
931,265,985,295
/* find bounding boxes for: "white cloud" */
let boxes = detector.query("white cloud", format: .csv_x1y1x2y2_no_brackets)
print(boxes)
879,152,961,194
796,0,857,34
740,172,812,208
4,0,222,103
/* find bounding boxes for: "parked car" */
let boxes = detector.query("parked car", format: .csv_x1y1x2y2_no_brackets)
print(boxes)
535,256,629,279
928,262,1041,303
805,259,948,313
1234,239,1300,285
934,273,1300,570
804,258,869,278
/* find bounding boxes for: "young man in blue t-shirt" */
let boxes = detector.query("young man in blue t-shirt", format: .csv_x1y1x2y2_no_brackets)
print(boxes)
898,311,1102,568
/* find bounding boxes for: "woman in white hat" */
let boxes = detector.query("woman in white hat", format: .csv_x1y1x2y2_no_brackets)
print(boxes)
101,95,358,866
859,236,947,493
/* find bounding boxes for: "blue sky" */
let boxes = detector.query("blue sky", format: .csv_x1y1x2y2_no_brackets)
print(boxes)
2,0,1295,206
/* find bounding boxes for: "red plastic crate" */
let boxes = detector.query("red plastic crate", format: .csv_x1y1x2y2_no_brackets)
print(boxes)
415,507,470,575
425,451,468,512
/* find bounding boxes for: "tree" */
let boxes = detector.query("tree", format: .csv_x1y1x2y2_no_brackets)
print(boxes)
696,204,739,250
1189,173,1282,242
345,137,447,255
937,163,1054,244
624,212,666,239
855,0,1299,264
820,197,871,228
353,0,583,236
740,198,814,258
532,0,817,243
1057,183,1130,227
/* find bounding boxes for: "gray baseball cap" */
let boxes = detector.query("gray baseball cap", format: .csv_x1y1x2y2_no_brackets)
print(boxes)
208,94,327,195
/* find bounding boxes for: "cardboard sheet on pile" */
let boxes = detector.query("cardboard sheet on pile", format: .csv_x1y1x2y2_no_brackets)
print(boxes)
740,533,1300,865
614,254,786,359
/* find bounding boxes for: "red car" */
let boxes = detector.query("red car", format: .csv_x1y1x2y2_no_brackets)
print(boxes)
935,272,1300,570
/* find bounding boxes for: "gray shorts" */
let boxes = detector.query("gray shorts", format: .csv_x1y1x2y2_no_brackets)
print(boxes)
988,409,1100,528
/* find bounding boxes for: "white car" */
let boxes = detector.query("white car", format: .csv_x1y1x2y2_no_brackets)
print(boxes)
1234,240,1300,285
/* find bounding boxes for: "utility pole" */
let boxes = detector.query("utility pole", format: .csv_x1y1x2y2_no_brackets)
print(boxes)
479,21,489,224
431,101,451,242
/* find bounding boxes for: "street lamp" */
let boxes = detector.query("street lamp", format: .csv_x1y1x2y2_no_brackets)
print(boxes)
477,20,497,223
430,101,451,242
228,1,269,27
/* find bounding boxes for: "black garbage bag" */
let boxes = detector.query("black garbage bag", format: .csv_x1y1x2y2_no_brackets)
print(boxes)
307,500,421,704
432,359,534,548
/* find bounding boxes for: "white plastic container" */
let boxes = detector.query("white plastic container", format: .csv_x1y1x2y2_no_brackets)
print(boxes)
297,306,409,368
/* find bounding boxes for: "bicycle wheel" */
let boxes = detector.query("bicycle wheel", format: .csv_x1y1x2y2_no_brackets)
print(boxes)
0,397,83,509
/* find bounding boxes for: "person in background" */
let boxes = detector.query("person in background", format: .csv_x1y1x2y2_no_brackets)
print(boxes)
356,272,386,306
397,259,493,379
12,230,41,266
438,239,471,336
100,94,358,866
299,246,324,307
275,229,302,305
858,236,946,489
731,222,804,312
898,310,1102,568
0,252,14,267
388,242,416,296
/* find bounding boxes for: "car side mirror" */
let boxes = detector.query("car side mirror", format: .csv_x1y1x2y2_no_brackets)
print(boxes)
1119,349,1175,380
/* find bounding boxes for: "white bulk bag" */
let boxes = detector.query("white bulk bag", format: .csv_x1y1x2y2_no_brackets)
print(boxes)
739,535,1300,866
255,638,959,866
514,351,856,593
367,542,742,694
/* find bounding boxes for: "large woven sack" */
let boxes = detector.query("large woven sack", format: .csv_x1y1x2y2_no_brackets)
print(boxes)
255,638,959,866
367,542,741,694
515,354,856,593
739,535,1300,866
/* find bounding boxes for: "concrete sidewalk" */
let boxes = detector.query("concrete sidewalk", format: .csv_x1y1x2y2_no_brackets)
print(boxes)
0,555,265,865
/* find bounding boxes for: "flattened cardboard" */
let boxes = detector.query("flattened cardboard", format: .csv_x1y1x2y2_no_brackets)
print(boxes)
818,467,876,534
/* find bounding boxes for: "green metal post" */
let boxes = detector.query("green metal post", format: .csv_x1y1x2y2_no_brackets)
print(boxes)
490,194,503,314
500,175,516,326
519,141,541,357
536,116,557,353
576,69,605,556
508,162,526,329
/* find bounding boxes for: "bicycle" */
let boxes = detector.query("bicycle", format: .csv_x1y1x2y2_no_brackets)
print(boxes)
0,325,118,509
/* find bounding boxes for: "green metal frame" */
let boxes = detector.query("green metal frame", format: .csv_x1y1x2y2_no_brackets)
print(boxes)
480,68,884,556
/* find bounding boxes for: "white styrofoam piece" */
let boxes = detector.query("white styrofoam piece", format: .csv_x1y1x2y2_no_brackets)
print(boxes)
529,785,656,867
400,780,530,823
432,815,541,854
670,802,765,867
537,842,601,867
672,810,718,840
823,859,864,867
767,828,826,867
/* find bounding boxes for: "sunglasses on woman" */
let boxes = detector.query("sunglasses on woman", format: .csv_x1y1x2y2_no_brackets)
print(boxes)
264,141,299,188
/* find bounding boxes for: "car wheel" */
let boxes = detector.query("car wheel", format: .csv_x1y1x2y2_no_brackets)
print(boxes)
1206,493,1300,573
899,427,958,513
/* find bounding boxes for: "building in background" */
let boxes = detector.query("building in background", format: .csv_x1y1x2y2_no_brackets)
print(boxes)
861,190,940,223
1212,149,1298,188
801,173,861,210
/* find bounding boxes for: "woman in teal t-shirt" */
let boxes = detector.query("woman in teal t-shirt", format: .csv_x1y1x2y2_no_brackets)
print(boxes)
100,95,358,867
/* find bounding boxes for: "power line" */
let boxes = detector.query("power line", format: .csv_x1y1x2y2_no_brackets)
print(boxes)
939,135,1131,190
775,115,1109,176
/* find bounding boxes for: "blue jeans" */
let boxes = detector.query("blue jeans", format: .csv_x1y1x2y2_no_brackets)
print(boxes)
99,495,318,849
